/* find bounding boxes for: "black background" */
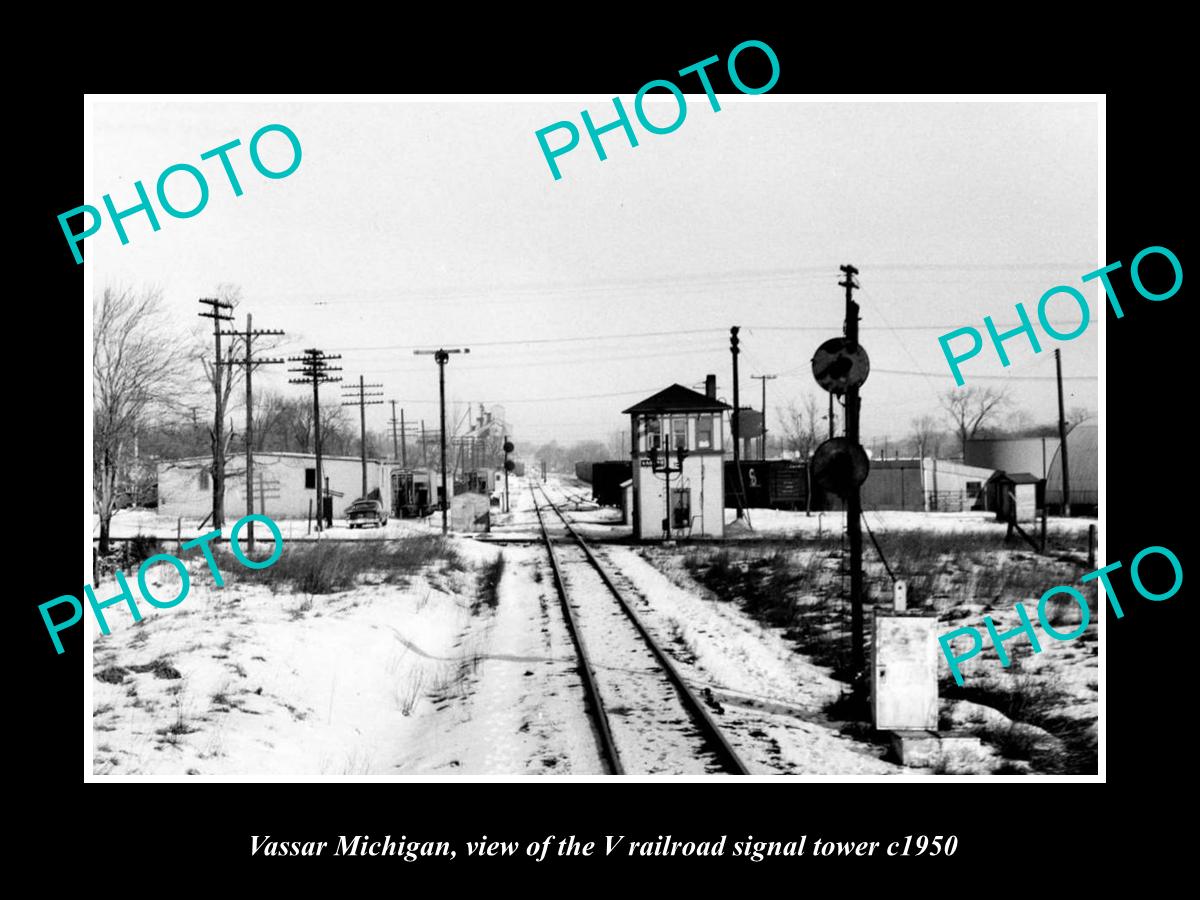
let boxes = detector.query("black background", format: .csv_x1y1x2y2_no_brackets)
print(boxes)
18,22,1188,885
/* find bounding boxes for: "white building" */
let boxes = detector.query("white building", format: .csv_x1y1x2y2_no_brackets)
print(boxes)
157,452,392,523
623,381,729,540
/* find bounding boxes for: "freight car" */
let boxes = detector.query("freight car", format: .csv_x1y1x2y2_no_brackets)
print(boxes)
724,459,814,511
590,461,632,507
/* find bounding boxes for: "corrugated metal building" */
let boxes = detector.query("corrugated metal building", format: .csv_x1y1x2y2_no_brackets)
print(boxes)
1046,423,1098,514
860,458,994,512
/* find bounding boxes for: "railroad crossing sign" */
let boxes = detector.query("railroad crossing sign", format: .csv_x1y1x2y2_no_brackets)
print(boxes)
811,437,870,496
812,337,870,396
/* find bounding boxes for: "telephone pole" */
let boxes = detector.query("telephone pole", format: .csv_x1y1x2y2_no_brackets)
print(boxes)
413,347,470,534
219,313,285,550
198,298,235,530
1055,348,1072,516
388,401,414,468
752,374,777,460
288,349,342,532
341,376,384,498
840,264,866,676
730,327,743,519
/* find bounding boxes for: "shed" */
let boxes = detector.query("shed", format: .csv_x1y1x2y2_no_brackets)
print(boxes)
985,471,1042,524
449,492,491,532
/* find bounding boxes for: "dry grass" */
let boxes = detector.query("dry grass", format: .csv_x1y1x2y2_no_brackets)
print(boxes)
213,536,464,595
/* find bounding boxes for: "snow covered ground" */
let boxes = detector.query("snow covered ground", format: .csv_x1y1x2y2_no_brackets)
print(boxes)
91,474,1097,777
91,534,602,776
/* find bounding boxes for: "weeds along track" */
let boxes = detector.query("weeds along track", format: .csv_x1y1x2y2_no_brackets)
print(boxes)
530,480,749,775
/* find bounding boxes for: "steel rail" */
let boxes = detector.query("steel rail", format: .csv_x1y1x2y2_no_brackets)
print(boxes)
536,482,751,775
530,484,625,775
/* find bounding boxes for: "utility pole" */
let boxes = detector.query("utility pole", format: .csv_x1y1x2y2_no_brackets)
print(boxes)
840,264,866,677
421,420,427,467
752,374,777,461
1055,348,1072,516
219,313,284,551
341,375,384,498
400,408,407,467
730,326,743,519
389,400,400,463
288,349,342,532
414,348,469,534
198,298,235,531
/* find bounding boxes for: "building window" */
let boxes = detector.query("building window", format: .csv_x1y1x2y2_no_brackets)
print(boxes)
671,417,688,452
643,416,661,452
198,469,210,490
696,415,713,449
305,467,316,489
966,481,981,494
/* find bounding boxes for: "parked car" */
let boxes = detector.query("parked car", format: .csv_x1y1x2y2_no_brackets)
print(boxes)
346,497,388,528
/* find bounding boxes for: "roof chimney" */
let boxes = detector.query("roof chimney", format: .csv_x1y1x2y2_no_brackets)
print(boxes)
705,374,716,399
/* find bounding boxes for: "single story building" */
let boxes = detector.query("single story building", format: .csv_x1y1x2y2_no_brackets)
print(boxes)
985,471,1042,523
157,452,392,524
859,458,994,512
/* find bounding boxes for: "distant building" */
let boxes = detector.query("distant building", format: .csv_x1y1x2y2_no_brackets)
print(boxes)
157,452,392,523
1045,423,1098,515
623,379,730,540
860,458,994,512
965,435,1060,480
985,471,1042,523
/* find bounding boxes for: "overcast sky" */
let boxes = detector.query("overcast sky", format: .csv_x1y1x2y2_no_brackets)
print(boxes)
90,98,1099,450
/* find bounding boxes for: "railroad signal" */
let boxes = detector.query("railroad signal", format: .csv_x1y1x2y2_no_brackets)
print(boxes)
812,337,870,395
812,264,868,678
811,436,870,495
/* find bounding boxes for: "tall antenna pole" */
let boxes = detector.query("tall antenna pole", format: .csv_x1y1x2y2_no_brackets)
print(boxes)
220,313,284,550
840,264,865,676
414,347,470,534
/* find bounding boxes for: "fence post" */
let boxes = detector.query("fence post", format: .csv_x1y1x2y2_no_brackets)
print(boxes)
1040,504,1047,553
1088,524,1096,568
307,499,313,535
177,517,183,554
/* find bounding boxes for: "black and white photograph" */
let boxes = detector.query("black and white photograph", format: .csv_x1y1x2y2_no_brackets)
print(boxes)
83,94,1103,779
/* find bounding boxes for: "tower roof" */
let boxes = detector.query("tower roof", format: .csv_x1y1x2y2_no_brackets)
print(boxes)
622,384,731,414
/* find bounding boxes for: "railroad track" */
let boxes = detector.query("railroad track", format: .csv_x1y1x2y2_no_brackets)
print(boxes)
530,480,750,775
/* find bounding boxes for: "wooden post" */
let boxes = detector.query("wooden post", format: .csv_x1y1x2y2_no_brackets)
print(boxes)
176,517,182,554
307,499,313,535
1088,524,1096,568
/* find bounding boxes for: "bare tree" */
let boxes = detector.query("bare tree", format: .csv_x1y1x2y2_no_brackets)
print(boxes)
910,414,942,459
777,394,822,460
941,386,1009,460
251,390,288,451
93,286,188,553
